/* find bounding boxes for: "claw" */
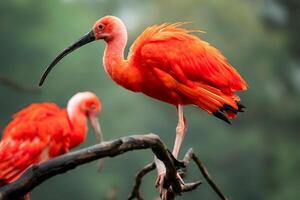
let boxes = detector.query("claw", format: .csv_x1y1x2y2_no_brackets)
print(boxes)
155,172,185,199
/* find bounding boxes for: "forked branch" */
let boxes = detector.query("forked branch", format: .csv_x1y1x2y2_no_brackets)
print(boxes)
0,135,229,200
128,148,228,200
128,162,156,200
0,134,181,200
183,148,229,200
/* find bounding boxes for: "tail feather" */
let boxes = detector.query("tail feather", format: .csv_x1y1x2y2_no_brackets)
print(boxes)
222,104,238,114
220,102,246,120
213,102,246,123
237,102,246,112
178,83,246,124
213,111,231,124
193,86,245,122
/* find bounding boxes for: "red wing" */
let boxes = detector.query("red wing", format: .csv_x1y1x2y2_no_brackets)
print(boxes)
0,136,47,183
0,103,71,184
2,103,61,139
129,23,247,93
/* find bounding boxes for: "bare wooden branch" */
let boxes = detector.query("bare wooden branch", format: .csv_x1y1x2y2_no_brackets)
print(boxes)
0,134,181,200
184,148,229,200
0,135,229,200
128,162,156,200
128,149,203,200
128,148,228,200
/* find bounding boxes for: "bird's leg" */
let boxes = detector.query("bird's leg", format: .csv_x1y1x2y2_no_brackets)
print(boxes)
154,156,166,188
154,156,166,175
155,105,187,199
172,105,187,159
171,105,187,184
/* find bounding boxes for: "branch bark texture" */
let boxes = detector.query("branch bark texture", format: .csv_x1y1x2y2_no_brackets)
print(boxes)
0,134,179,200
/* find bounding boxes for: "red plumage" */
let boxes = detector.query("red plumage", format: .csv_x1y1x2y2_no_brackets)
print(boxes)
0,103,71,183
127,23,247,118
40,16,248,122
39,16,249,196
0,92,101,186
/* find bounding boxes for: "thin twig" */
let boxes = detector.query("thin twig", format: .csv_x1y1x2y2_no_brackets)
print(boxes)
184,148,229,200
0,135,228,200
128,162,156,200
128,149,203,200
128,148,226,200
0,134,180,200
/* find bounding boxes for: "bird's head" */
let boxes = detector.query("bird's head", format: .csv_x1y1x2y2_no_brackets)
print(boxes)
39,16,126,86
81,92,101,116
68,91,103,144
92,16,126,42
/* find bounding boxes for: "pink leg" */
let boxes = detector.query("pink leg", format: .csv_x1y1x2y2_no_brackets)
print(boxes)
172,105,187,159
155,105,187,199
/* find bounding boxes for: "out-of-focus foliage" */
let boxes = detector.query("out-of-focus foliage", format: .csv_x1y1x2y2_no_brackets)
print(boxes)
0,0,299,199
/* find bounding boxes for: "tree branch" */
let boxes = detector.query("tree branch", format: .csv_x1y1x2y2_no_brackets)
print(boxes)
184,148,229,200
0,135,229,200
128,148,228,200
128,149,202,200
128,162,156,200
0,134,182,200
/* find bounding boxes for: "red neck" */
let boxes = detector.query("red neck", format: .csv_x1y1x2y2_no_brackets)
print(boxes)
67,102,88,148
103,32,142,92
103,32,127,76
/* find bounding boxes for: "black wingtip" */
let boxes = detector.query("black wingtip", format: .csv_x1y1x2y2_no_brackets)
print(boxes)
213,111,231,125
237,103,246,112
213,102,246,124
223,104,238,114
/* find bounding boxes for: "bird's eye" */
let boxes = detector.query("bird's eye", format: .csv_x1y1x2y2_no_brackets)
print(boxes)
98,24,105,30
90,104,97,110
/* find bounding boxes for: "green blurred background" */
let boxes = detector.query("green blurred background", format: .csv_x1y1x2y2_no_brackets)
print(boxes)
1,0,299,199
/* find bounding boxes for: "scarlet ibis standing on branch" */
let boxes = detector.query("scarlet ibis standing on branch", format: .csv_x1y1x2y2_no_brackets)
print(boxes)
0,92,102,199
39,16,248,195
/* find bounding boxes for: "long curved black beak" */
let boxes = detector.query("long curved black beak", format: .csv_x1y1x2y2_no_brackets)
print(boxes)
39,30,95,86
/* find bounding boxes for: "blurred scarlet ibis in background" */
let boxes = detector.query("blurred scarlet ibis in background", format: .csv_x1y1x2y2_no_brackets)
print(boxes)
0,92,102,197
39,16,247,193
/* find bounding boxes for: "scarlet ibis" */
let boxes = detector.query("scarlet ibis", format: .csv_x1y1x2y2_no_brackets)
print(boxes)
0,92,102,198
39,16,247,194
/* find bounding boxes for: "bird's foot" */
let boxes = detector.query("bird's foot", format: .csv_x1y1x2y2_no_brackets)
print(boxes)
155,172,185,200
